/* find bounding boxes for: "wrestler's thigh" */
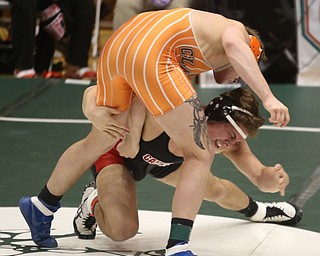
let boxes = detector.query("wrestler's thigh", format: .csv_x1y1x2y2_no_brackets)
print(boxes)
155,93,212,161
96,164,138,222
85,120,130,155
84,126,117,155
158,169,181,187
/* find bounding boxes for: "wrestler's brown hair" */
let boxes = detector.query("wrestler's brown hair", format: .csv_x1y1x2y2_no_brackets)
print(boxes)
221,87,265,136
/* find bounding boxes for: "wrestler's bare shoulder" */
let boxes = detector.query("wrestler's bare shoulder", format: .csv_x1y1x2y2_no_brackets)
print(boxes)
190,9,243,43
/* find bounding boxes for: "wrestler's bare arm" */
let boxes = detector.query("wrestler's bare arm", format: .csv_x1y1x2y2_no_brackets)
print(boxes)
191,10,289,127
116,97,147,158
223,141,289,196
160,139,289,197
221,24,290,127
82,86,129,138
82,85,146,158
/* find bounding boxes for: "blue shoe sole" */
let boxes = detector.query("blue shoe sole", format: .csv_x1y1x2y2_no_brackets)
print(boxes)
170,251,196,256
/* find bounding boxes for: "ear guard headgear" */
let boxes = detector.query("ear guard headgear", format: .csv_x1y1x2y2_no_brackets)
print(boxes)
205,96,253,139
249,35,262,62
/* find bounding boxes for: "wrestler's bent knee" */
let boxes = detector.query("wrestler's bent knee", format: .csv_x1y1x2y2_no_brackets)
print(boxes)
103,219,139,242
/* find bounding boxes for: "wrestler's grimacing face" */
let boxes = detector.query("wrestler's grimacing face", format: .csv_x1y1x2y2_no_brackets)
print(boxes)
207,122,247,151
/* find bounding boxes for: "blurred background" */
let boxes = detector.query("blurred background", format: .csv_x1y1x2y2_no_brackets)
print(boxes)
0,0,319,85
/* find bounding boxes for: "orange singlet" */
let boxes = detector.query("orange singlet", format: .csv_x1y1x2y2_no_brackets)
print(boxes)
96,8,213,116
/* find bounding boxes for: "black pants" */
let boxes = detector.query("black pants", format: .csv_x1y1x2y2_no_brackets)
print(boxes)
9,0,95,73
61,0,95,67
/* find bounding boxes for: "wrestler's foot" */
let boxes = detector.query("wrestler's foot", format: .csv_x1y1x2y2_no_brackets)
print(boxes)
165,242,196,256
19,196,60,247
73,181,98,239
64,65,96,80
14,69,36,78
250,202,303,225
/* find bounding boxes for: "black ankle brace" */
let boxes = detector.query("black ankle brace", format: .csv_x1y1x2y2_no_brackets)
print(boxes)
238,196,258,217
38,185,62,206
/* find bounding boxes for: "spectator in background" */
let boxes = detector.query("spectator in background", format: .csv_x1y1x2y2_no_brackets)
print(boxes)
9,0,54,78
9,0,96,79
113,0,192,30
60,0,96,79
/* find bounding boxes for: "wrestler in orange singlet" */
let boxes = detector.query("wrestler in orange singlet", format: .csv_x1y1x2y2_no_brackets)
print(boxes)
97,8,213,115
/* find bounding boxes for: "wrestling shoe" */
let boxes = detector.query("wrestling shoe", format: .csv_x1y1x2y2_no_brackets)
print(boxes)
42,70,63,79
73,181,98,239
64,65,96,80
77,67,96,80
19,196,61,247
14,69,36,78
250,202,303,225
166,242,196,256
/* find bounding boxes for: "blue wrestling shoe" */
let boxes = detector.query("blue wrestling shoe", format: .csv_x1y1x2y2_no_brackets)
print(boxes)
19,196,61,247
166,242,196,256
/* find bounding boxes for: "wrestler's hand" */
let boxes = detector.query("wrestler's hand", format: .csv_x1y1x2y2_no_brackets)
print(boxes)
262,95,290,127
117,97,146,158
117,135,140,158
89,106,130,139
82,86,129,139
258,164,289,196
